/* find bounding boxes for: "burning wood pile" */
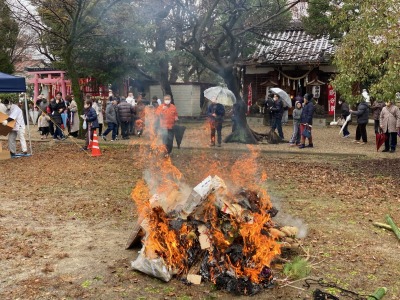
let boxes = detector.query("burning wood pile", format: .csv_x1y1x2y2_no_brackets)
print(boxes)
129,175,301,295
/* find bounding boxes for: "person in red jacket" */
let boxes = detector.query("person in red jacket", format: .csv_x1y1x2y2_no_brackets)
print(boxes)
155,95,178,157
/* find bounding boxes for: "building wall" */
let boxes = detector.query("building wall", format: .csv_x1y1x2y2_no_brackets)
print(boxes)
244,66,335,113
150,84,203,117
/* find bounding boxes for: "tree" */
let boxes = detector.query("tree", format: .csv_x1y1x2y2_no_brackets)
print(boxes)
7,0,127,114
175,0,301,143
0,0,18,73
331,0,400,102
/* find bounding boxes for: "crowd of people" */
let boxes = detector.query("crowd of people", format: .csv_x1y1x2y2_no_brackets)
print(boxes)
2,88,400,157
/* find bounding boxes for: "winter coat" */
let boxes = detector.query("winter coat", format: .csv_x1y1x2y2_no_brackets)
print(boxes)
371,101,385,120
379,105,400,133
341,102,350,118
8,104,25,131
270,99,284,119
49,99,66,124
135,103,146,120
292,107,302,124
352,101,369,124
300,101,314,125
92,102,103,124
38,114,50,128
105,102,118,124
85,107,99,129
156,103,178,129
68,100,80,133
207,103,225,123
117,100,134,122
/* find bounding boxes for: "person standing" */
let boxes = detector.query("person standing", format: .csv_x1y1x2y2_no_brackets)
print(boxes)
289,101,302,146
350,98,369,145
155,95,178,157
49,92,66,140
379,99,400,153
67,95,79,137
207,97,225,147
102,98,119,141
92,98,104,136
339,98,350,138
81,100,99,150
298,93,315,149
1,99,28,156
126,92,136,135
269,93,284,140
371,99,385,134
117,97,134,139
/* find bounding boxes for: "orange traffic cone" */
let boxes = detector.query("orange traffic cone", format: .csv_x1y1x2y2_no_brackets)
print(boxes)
91,130,102,157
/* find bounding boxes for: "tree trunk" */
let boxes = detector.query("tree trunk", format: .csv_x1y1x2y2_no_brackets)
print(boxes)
222,68,259,144
155,7,174,103
64,49,83,136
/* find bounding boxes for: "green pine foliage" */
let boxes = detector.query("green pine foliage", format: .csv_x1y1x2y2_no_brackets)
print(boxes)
283,256,311,279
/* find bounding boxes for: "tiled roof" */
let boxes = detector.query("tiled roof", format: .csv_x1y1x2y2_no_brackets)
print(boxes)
252,28,335,65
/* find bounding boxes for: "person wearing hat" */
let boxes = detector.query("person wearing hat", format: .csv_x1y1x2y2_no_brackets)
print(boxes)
1,99,28,157
270,93,284,140
298,93,315,149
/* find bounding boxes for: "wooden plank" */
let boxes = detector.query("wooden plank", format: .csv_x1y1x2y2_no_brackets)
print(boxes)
125,217,145,249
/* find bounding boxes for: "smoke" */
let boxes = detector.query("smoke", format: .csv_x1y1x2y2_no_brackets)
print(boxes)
269,194,308,239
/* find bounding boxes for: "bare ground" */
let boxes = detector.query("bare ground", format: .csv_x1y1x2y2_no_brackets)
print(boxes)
0,122,399,300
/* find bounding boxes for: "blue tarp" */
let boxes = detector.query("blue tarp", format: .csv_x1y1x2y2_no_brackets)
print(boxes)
0,72,26,93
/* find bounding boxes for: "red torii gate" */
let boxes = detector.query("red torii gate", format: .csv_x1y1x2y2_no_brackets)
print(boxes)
27,68,71,102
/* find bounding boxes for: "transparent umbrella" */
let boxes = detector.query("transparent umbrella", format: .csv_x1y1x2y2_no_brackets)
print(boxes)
204,86,236,106
269,88,292,108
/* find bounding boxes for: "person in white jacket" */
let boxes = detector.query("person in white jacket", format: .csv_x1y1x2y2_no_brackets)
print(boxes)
126,92,136,135
1,99,28,157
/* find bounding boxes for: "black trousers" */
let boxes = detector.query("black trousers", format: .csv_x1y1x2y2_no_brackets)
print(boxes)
384,132,397,150
162,128,174,154
355,123,367,142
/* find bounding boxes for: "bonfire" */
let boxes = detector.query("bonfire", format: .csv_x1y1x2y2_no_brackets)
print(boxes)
128,111,301,295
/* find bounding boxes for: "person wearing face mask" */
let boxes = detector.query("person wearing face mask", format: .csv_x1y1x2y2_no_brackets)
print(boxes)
207,97,225,147
1,99,28,157
49,91,66,140
81,100,99,151
379,99,400,153
155,95,178,157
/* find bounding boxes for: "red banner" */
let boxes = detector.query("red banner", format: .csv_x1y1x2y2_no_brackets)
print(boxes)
328,84,336,116
247,83,252,113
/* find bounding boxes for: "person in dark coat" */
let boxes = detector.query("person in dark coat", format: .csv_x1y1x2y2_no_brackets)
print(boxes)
117,97,135,139
207,98,225,147
339,98,350,137
49,92,66,140
269,93,284,140
102,98,119,141
371,99,385,134
350,99,369,144
298,93,315,148
82,99,99,150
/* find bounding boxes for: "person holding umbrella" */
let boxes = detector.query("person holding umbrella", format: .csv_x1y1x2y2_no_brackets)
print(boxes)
207,97,225,147
379,99,400,153
269,93,284,140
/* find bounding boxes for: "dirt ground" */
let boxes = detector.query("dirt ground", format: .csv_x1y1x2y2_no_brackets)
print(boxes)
0,122,399,300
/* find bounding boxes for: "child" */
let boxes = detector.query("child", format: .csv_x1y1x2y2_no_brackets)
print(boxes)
38,112,50,139
289,101,302,146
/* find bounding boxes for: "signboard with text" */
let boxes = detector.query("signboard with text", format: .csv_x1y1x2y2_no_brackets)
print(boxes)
328,84,336,116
